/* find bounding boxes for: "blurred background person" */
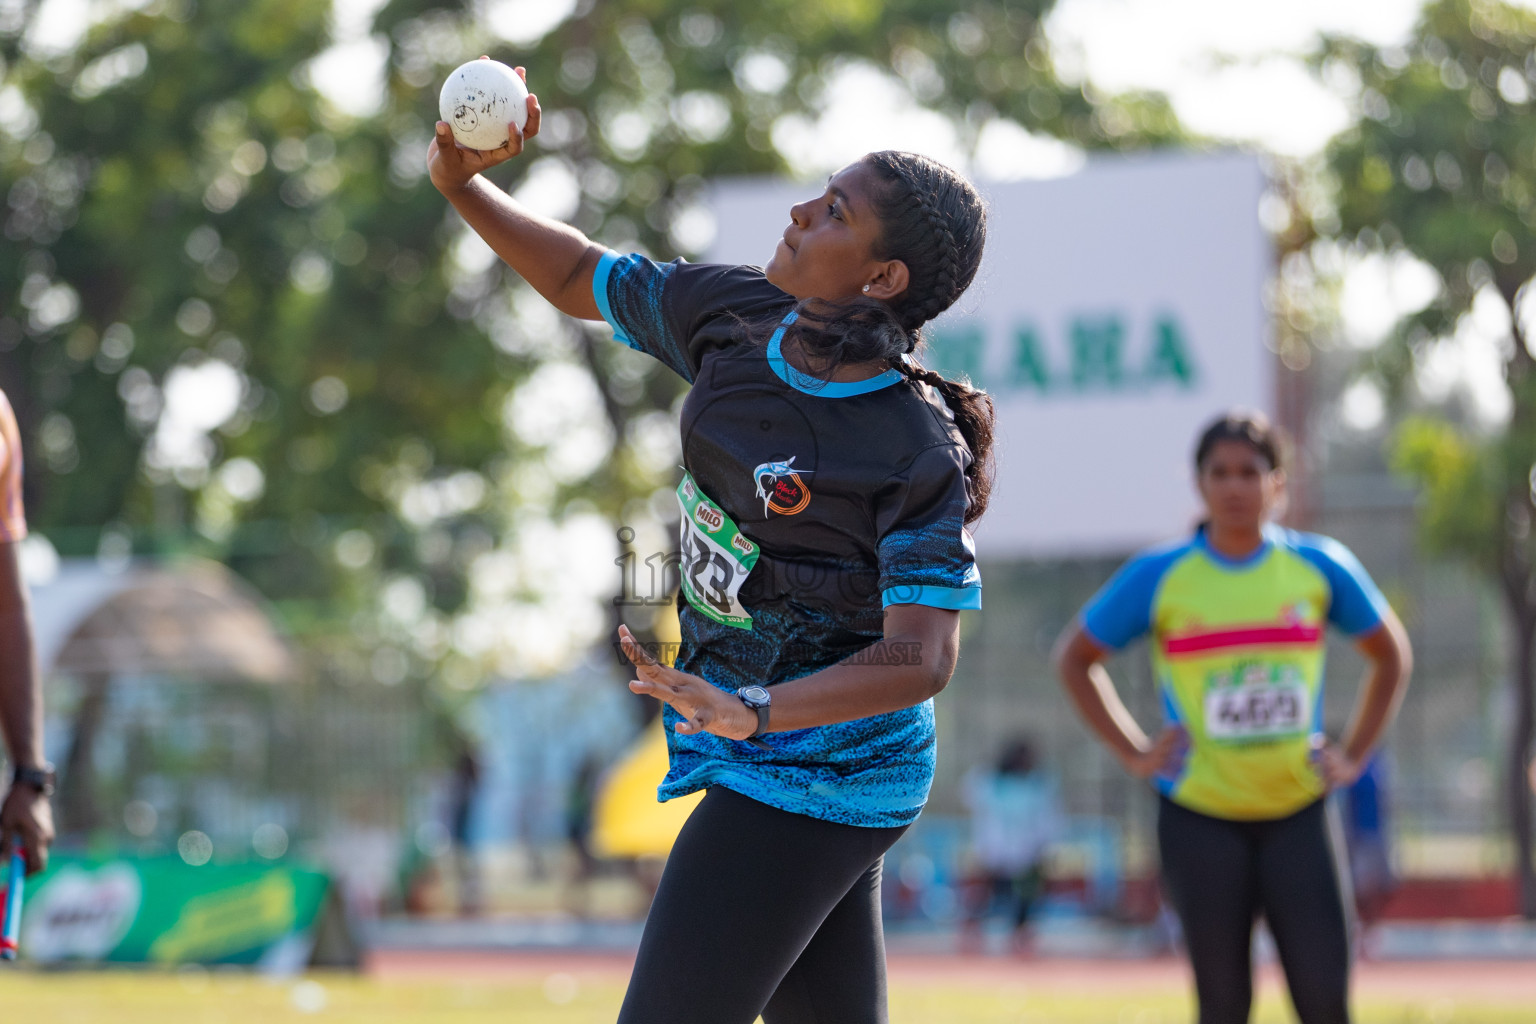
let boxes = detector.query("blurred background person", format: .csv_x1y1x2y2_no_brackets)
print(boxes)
1339,748,1398,940
562,753,602,917
959,735,1063,955
0,388,54,875
446,739,482,917
1054,411,1412,1024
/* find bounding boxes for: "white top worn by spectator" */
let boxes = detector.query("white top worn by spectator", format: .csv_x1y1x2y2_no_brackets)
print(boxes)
963,760,1063,875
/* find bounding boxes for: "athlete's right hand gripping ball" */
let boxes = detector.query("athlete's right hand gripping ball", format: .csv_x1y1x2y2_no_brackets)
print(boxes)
439,58,529,150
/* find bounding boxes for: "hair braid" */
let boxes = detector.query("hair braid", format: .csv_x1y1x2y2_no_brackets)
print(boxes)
894,359,995,524
909,189,962,331
863,153,981,343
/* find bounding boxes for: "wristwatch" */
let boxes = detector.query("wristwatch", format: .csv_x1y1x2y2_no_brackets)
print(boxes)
12,763,55,797
737,686,772,751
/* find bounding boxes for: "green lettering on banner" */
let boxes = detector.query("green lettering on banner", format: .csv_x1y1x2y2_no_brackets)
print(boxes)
930,313,1200,397
1069,316,1125,389
149,873,297,963
928,325,984,385
1144,314,1198,387
1010,326,1051,392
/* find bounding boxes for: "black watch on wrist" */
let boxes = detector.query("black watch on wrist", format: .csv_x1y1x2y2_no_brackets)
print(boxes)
12,763,56,797
737,686,772,751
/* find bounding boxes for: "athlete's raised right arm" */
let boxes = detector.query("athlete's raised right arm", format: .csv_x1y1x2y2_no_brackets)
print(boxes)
426,69,603,322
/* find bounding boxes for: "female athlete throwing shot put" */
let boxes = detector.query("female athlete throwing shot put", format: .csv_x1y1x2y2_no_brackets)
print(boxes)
1054,412,1411,1024
430,67,991,1023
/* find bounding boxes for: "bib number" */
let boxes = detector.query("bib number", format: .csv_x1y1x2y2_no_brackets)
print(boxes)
1203,666,1310,741
676,472,759,630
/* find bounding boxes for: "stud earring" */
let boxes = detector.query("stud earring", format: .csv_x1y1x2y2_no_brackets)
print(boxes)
862,285,870,293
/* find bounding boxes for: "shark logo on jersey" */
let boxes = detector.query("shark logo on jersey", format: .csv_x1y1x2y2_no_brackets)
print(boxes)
754,457,813,516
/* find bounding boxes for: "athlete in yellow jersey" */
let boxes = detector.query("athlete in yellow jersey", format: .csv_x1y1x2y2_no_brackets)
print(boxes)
1055,412,1410,1024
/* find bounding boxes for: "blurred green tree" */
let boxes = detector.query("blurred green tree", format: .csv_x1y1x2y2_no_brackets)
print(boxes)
0,0,1185,703
0,0,530,651
1324,0,1536,914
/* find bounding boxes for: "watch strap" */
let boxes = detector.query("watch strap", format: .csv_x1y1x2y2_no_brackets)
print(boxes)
738,687,771,751
12,763,55,796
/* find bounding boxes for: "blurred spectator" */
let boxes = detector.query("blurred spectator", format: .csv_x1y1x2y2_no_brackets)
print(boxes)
960,736,1063,954
447,744,482,916
563,753,602,916
1339,751,1397,930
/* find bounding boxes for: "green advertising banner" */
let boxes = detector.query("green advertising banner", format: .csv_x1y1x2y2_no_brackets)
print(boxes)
12,855,350,968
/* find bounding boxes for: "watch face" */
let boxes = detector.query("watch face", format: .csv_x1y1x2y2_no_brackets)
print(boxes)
739,685,770,705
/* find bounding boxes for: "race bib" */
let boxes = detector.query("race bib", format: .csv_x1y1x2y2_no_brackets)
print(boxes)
1203,664,1311,741
677,472,760,630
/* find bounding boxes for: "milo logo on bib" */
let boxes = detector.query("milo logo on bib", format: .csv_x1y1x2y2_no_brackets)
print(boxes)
694,502,724,533
676,471,760,630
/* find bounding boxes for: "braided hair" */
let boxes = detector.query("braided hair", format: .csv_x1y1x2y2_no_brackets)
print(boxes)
790,151,995,523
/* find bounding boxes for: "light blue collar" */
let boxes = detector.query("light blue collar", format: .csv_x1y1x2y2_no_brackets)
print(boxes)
1194,522,1277,568
766,311,904,397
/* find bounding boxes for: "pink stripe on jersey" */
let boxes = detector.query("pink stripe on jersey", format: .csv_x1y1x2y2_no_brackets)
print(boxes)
1162,623,1321,657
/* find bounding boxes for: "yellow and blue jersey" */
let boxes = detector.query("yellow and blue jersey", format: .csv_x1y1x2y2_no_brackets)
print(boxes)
1081,525,1388,821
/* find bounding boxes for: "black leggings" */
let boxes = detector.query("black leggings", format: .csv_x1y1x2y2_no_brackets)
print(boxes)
1158,796,1352,1024
618,787,909,1024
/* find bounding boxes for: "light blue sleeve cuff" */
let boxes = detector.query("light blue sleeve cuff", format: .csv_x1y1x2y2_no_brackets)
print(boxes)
882,585,982,610
592,250,634,345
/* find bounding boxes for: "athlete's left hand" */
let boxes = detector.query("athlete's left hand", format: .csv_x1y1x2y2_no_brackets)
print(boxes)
1310,737,1363,791
0,785,53,874
618,624,758,742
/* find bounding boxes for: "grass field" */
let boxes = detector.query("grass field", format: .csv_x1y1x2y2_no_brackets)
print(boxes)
4,970,1532,1024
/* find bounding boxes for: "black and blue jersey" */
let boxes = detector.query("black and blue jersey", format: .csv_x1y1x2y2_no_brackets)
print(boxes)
595,251,982,827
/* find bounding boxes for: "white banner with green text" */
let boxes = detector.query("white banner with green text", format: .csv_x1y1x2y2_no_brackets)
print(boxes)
709,151,1271,557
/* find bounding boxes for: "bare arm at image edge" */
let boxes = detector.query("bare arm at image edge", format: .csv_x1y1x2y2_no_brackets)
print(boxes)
0,400,53,874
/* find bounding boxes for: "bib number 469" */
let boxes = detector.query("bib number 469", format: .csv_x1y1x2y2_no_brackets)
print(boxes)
1204,682,1309,741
